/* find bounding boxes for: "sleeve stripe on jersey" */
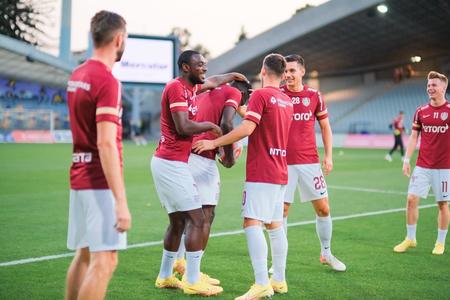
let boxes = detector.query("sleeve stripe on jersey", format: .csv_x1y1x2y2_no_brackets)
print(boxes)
245,111,261,120
225,99,239,106
169,102,188,108
96,107,119,116
316,109,328,116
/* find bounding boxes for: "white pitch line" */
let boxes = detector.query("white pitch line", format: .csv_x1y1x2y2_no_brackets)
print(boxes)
328,185,407,195
0,203,436,267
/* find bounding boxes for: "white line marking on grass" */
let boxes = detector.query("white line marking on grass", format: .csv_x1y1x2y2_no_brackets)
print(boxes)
0,204,436,267
328,185,407,195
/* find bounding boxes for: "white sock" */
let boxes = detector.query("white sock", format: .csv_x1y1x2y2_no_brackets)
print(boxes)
186,250,203,284
316,215,332,259
177,234,186,259
245,225,269,285
283,217,288,236
158,249,177,279
267,226,287,282
437,229,448,244
407,224,417,240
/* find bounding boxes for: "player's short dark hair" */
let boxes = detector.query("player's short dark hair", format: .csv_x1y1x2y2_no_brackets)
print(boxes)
90,10,126,48
285,54,305,68
263,53,286,77
177,50,201,70
231,80,252,94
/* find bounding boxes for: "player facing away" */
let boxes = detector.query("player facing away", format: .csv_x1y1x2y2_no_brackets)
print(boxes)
281,54,346,271
151,50,248,296
65,11,131,300
385,111,406,162
394,71,450,255
173,80,252,277
193,53,293,300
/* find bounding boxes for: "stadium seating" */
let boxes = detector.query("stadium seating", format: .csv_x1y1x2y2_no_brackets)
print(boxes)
327,79,429,134
0,77,69,130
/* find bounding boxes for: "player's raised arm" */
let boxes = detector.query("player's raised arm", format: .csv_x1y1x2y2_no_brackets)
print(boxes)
219,106,238,168
402,130,419,177
172,110,222,137
199,72,249,93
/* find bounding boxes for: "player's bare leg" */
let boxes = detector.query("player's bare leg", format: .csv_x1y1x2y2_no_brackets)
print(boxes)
433,201,449,255
265,221,288,294
312,197,346,271
77,251,118,300
394,194,420,253
201,205,215,250
65,247,90,300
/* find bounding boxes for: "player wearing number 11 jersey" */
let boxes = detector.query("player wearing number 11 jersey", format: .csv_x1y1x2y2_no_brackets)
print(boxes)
394,71,450,255
281,54,345,271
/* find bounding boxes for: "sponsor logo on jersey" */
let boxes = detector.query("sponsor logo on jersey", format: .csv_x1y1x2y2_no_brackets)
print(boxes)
423,114,430,119
269,147,287,157
422,124,449,133
271,96,293,108
67,80,91,92
189,104,198,116
441,112,448,121
302,97,310,107
72,152,92,163
293,110,313,121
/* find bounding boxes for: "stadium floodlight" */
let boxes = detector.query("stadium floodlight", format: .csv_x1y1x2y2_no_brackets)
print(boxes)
377,4,388,14
411,56,422,63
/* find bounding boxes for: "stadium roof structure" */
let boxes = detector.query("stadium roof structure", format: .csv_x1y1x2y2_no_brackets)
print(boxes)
208,0,450,78
0,35,75,87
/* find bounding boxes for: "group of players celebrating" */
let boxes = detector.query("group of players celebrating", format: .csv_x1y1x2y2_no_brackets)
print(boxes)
64,10,449,300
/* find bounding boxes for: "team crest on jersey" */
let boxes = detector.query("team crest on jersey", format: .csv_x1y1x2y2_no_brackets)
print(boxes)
302,97,310,107
270,96,277,104
441,112,448,121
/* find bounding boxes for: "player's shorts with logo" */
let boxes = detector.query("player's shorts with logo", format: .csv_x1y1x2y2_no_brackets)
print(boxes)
242,182,286,224
285,163,328,203
188,154,220,206
67,189,127,252
151,156,201,214
408,166,450,202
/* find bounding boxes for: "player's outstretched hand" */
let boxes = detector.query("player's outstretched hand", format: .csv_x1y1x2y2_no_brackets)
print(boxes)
403,162,411,177
192,140,216,154
322,156,333,176
115,202,131,233
237,105,247,118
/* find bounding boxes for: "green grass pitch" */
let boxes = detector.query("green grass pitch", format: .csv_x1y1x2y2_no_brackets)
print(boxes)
0,143,449,299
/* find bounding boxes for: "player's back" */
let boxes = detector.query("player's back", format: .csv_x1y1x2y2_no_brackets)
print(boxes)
245,87,293,184
67,59,122,189
192,84,241,160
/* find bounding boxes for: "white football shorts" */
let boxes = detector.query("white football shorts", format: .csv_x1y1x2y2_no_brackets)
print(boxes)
408,166,450,202
242,182,286,224
67,189,127,252
285,163,328,203
188,154,220,206
151,156,201,214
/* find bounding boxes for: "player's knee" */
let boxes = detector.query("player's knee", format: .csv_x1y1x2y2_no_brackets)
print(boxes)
407,195,419,208
438,201,448,210
188,214,205,229
91,253,117,278
316,205,330,217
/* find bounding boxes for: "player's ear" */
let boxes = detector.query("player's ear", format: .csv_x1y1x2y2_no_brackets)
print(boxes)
181,62,190,73
114,31,123,48
300,66,306,77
